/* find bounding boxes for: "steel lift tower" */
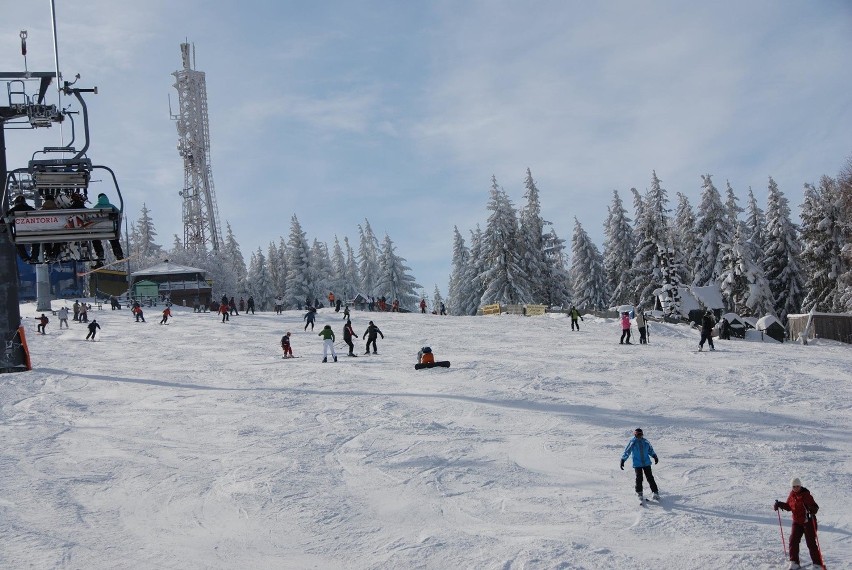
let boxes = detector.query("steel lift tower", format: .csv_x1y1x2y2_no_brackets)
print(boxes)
171,43,223,252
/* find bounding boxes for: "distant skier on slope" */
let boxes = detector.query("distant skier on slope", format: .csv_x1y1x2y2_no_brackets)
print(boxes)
304,306,317,331
619,312,632,344
281,332,293,358
363,321,383,355
698,309,716,352
86,319,100,341
774,478,823,569
620,427,660,503
318,324,337,362
569,306,583,331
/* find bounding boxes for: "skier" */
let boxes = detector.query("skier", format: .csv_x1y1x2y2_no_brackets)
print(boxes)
720,317,731,340
94,193,125,260
6,195,40,261
363,320,384,355
274,296,284,314
569,306,583,331
58,306,69,329
160,306,171,325
335,298,342,312
698,309,716,351
73,300,81,322
439,302,446,316
238,297,245,313
304,306,317,331
219,302,230,322
343,319,358,356
37,314,49,334
420,299,427,313
620,312,632,344
132,303,145,323
246,296,255,315
636,308,647,344
79,303,89,323
620,427,660,502
318,324,337,362
86,319,100,340
281,332,293,358
342,304,350,320
774,478,823,569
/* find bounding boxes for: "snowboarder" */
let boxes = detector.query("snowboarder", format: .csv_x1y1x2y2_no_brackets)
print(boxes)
86,319,100,340
281,332,293,358
774,478,823,569
343,319,358,356
58,306,69,329
698,309,716,351
363,321,384,354
246,296,255,315
304,306,317,331
417,346,435,365
37,314,49,334
620,312,632,344
318,324,337,362
620,428,660,502
636,309,647,344
570,306,583,331
160,306,172,325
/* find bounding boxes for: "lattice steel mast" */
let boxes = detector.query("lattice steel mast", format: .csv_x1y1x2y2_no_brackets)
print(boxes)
171,43,223,252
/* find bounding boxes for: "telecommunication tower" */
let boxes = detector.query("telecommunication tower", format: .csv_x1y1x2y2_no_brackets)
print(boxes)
171,43,223,252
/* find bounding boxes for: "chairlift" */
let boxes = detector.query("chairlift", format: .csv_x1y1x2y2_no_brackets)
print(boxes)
2,83,124,264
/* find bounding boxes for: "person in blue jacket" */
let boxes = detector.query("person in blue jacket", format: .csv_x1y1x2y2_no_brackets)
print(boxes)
620,427,660,500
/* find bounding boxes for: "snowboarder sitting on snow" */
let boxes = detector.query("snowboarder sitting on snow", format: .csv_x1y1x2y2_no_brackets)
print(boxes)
281,332,293,358
363,321,383,354
417,346,435,365
318,324,337,362
698,309,716,351
774,478,822,569
620,428,660,501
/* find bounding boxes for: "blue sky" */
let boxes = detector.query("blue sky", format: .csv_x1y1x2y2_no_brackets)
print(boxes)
3,1,851,296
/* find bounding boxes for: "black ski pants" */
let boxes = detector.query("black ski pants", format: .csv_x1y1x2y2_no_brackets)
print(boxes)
366,337,378,353
620,328,631,343
699,330,714,349
344,338,355,354
571,318,579,331
634,466,658,494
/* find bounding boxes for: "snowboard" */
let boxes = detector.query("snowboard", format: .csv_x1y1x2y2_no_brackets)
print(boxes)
414,361,451,370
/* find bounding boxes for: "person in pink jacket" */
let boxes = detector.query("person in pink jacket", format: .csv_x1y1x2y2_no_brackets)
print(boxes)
620,312,632,344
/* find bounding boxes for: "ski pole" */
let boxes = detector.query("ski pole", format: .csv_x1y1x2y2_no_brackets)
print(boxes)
812,517,826,569
776,509,787,557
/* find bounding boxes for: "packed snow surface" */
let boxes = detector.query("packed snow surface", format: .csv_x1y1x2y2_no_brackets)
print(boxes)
2,302,851,569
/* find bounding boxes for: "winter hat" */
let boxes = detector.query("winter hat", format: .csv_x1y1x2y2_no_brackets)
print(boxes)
633,428,643,436
369,321,374,325
791,477,802,487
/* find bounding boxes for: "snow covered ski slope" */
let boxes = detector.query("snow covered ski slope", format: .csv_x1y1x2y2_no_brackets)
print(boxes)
2,302,850,569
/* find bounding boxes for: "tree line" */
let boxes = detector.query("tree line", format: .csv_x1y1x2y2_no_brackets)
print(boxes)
448,158,852,321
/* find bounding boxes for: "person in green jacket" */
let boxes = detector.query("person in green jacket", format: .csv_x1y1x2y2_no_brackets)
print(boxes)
318,324,337,362
94,193,125,261
570,306,584,331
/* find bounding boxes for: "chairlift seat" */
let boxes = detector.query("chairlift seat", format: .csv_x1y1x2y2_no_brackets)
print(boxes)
29,157,92,191
5,207,120,244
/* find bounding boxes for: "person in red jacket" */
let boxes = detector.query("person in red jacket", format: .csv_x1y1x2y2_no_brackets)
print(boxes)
160,306,172,325
774,477,822,569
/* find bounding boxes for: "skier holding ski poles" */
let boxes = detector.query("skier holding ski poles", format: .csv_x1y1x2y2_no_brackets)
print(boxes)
774,478,824,569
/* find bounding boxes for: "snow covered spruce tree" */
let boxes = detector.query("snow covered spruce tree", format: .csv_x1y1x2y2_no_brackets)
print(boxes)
342,236,361,302
518,169,550,303
447,226,472,315
570,218,608,310
285,215,318,308
432,285,443,313
542,227,572,307
603,189,634,306
691,174,728,286
480,176,532,305
245,247,273,310
800,176,846,312
838,157,852,311
329,237,347,301
310,239,332,303
671,192,698,286
358,220,381,298
132,203,163,266
223,222,248,294
763,177,805,321
717,224,774,316
374,234,421,310
626,171,671,309
462,227,488,314
744,187,767,266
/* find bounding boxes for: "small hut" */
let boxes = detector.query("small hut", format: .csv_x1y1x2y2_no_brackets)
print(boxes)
756,315,785,342
719,312,748,339
130,260,212,307
788,312,852,344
